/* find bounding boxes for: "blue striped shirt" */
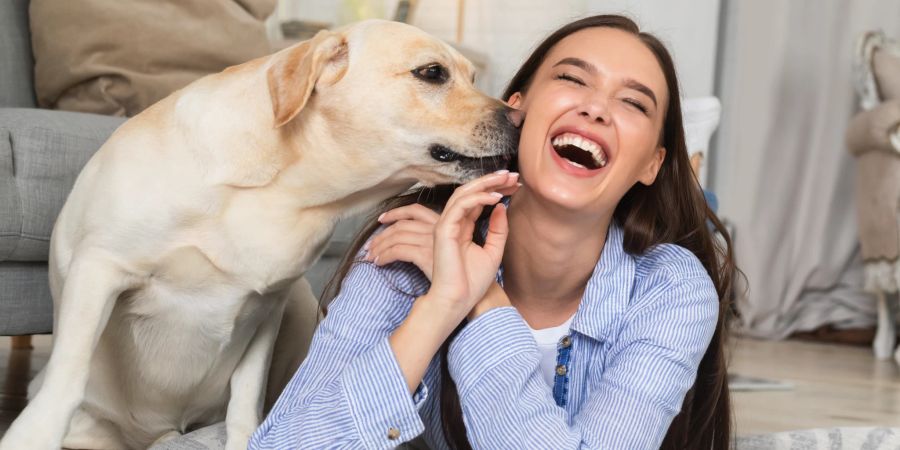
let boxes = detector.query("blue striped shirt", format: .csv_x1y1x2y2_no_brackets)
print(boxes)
249,223,719,449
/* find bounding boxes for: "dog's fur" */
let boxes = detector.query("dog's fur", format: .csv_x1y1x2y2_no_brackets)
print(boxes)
0,20,518,450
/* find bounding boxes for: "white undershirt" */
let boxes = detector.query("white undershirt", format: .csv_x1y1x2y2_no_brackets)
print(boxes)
526,314,575,387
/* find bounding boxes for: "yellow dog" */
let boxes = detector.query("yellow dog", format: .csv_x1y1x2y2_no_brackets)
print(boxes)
1,19,519,450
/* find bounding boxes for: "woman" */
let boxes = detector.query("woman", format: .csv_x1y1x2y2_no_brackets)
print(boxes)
250,14,734,450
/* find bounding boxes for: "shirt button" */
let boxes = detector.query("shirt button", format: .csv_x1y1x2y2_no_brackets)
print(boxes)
560,335,572,348
556,364,568,376
387,427,401,440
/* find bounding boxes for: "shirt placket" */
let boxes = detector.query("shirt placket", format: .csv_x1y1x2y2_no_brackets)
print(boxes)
552,334,573,407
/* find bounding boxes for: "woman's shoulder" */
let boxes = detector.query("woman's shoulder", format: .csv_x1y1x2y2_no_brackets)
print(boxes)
633,242,710,282
627,243,717,310
623,243,719,327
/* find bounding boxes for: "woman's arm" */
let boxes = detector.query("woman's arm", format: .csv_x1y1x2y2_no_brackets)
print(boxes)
448,270,719,449
251,170,520,449
248,262,429,450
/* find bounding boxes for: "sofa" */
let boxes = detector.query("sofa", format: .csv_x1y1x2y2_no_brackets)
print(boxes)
0,0,125,337
0,0,355,338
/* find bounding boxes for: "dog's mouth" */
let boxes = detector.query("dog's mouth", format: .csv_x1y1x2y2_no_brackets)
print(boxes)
550,132,608,170
429,144,513,173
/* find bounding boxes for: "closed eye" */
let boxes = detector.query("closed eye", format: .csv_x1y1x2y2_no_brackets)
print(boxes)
555,73,585,86
623,98,649,114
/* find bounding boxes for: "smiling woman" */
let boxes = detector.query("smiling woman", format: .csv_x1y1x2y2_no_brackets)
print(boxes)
251,14,736,450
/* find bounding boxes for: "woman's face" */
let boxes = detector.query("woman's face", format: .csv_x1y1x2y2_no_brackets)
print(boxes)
509,27,668,214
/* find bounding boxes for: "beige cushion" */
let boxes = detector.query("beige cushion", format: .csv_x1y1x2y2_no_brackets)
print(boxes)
29,0,275,117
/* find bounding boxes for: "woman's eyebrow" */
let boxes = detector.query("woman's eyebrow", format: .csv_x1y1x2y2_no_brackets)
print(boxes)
553,57,658,108
623,79,658,108
553,57,596,74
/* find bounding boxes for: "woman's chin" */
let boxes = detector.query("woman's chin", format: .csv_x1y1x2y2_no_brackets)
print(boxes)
525,181,599,213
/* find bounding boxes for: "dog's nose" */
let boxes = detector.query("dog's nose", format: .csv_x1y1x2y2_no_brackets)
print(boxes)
505,109,525,128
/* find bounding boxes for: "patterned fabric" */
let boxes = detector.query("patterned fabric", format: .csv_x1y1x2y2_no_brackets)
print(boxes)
249,224,719,449
736,427,900,450
158,424,900,450
0,108,124,262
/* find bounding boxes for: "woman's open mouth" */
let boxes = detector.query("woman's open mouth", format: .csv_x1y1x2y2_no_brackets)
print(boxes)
550,132,608,172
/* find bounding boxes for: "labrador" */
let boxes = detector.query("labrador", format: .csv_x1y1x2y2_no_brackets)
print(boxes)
0,19,519,450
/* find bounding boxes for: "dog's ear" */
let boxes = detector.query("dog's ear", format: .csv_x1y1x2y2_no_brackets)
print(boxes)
267,30,349,128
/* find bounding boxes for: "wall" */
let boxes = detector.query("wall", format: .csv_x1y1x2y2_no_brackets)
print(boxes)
268,0,721,98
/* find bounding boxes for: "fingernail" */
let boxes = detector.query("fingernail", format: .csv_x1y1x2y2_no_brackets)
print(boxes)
490,192,503,198
377,213,385,222
494,169,509,175
516,182,523,188
373,255,380,265
509,172,519,177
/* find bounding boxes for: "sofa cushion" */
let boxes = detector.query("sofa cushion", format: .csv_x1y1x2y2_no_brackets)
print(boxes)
0,108,124,262
0,0,36,108
30,0,274,117
0,262,53,335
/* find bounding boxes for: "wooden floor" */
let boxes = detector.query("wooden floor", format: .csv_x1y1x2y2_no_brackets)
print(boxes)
1,335,898,440
729,337,900,435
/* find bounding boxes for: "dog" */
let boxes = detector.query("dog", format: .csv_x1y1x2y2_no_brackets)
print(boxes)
0,19,519,450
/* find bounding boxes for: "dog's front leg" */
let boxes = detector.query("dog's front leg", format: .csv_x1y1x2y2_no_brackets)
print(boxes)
0,251,132,450
224,297,287,450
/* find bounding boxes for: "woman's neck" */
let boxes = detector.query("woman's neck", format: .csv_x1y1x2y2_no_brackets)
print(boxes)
502,190,612,329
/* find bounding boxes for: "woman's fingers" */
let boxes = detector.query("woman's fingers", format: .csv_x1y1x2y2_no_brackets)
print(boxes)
373,244,434,279
482,203,509,263
496,181,521,197
435,191,504,240
366,219,433,253
378,203,439,225
367,228,432,261
445,171,519,210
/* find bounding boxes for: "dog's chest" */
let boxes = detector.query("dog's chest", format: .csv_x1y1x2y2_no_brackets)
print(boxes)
112,281,277,398
197,197,339,294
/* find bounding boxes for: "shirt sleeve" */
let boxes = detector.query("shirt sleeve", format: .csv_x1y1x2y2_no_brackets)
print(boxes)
447,273,719,450
248,261,429,450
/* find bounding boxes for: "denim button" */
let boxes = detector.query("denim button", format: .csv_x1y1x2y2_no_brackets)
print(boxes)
556,364,567,376
560,335,572,348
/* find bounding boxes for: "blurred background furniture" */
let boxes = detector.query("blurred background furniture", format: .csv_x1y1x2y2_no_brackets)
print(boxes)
847,30,900,363
0,0,126,341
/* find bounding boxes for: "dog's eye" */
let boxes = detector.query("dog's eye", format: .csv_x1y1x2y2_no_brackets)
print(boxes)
413,64,449,84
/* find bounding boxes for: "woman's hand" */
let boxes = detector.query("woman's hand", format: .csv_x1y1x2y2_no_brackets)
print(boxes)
366,171,519,283
425,170,519,318
385,171,519,393
364,204,439,279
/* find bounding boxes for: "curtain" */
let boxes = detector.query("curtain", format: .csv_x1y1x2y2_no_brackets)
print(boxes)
712,0,900,338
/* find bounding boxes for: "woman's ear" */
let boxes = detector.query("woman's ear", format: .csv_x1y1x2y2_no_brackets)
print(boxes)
638,146,666,186
506,92,524,109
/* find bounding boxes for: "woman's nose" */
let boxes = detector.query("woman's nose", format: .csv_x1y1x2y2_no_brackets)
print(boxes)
578,96,610,124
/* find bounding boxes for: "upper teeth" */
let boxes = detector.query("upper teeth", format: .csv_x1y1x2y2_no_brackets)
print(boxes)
551,133,607,167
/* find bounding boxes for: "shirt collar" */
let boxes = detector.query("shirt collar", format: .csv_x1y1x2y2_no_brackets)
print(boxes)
496,222,635,342
570,222,635,342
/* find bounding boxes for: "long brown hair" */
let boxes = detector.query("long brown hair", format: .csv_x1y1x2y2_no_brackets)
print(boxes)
323,14,735,450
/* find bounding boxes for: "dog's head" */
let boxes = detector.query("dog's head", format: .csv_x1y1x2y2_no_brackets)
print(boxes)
266,20,521,187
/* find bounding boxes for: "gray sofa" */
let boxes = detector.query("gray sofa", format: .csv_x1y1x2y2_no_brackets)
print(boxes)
0,0,354,338
0,0,126,336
